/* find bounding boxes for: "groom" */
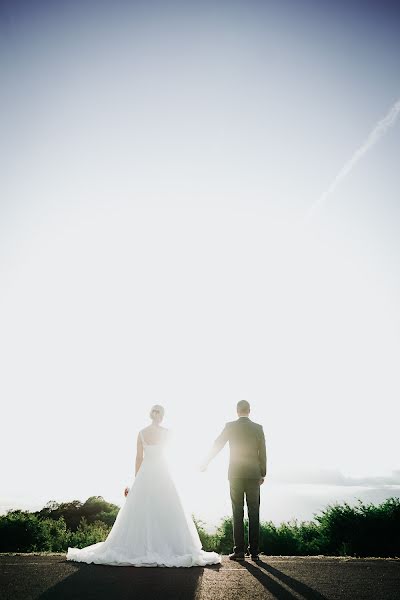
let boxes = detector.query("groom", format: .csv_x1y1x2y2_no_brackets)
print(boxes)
200,400,267,561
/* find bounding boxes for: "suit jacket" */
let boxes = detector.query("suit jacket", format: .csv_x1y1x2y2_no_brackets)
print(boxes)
213,416,267,479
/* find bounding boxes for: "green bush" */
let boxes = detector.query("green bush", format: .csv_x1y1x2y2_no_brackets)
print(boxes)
0,496,398,556
315,497,400,557
197,498,400,557
35,497,119,532
66,517,111,549
0,511,43,552
0,497,116,553
192,516,219,552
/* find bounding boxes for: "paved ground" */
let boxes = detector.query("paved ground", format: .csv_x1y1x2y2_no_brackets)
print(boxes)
0,554,399,600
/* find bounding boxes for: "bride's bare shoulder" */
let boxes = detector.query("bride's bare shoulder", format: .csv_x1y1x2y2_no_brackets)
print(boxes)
138,426,150,438
141,425,153,433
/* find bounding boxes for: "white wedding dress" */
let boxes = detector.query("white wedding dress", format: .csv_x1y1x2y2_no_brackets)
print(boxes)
66,431,221,567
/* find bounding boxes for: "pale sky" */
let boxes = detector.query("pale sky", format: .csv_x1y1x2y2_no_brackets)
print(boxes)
1,0,399,525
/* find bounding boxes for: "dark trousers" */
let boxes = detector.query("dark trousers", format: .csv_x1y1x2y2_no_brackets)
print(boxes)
229,478,260,555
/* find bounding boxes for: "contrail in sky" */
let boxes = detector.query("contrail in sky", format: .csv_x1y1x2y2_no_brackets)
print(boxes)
304,97,400,223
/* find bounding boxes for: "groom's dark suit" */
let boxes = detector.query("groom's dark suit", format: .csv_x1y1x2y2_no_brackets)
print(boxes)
212,416,267,555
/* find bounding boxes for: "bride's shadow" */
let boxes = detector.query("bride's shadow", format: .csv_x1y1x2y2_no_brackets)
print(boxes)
38,559,209,600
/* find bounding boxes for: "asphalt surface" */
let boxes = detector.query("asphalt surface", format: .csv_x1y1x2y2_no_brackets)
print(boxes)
0,554,399,600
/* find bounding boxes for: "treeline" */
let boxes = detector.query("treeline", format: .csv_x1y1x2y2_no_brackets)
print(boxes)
196,497,400,557
1,496,399,557
0,497,119,553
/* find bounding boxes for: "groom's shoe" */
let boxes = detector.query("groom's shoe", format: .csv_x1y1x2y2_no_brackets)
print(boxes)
250,554,260,561
228,552,245,561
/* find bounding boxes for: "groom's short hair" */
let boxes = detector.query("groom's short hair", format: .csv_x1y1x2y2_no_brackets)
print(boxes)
237,400,250,414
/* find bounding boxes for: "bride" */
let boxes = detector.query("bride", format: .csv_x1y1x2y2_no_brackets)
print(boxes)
67,405,221,567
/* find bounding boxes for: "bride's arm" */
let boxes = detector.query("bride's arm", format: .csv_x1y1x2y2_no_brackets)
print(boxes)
124,434,144,496
135,432,144,476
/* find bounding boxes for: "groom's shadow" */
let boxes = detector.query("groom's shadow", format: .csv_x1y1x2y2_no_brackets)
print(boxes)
243,558,327,600
38,559,207,600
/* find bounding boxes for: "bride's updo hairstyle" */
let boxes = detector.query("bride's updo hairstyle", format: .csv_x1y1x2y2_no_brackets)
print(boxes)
150,404,164,424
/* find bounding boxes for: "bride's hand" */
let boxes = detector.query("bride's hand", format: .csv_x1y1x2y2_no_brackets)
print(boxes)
124,487,130,497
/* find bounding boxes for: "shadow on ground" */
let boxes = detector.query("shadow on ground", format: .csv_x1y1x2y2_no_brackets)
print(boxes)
243,559,327,599
37,560,220,600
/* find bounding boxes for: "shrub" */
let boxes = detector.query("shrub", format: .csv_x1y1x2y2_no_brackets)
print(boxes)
66,517,111,549
1,496,398,556
315,497,400,557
